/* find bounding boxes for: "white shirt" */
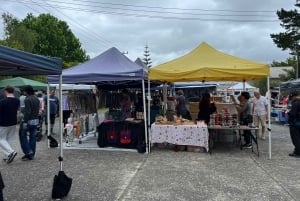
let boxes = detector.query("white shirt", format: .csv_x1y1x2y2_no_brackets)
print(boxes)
252,95,268,116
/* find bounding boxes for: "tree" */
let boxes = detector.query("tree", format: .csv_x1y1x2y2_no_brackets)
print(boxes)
271,57,297,81
22,13,89,63
1,13,89,64
143,45,152,68
1,13,36,51
271,57,296,67
270,2,300,78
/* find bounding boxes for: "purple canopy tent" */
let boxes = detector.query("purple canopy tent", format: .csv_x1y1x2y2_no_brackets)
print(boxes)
48,47,147,83
48,47,149,153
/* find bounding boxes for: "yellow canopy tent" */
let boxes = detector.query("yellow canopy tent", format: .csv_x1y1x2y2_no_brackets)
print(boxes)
148,42,272,159
149,42,269,82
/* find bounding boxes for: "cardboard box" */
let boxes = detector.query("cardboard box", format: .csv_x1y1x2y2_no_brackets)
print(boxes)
187,146,203,152
189,102,199,113
190,112,198,121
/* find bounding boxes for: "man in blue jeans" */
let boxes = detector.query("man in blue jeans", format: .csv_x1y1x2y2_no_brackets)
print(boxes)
19,85,40,161
42,89,59,135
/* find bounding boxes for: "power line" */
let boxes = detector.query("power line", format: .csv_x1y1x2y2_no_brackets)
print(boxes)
32,0,115,48
36,0,276,17
55,0,278,13
6,0,278,22
2,0,116,52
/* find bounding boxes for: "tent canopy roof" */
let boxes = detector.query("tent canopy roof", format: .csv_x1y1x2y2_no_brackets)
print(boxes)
280,78,300,92
48,47,147,84
228,82,257,90
149,42,269,82
0,77,47,90
0,45,62,75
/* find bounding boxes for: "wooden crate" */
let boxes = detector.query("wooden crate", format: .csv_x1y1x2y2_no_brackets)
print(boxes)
190,112,198,121
187,146,203,152
189,102,199,113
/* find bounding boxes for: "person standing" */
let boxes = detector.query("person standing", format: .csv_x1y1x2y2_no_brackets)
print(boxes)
287,92,300,158
42,89,59,135
235,91,253,148
0,85,20,164
19,85,40,160
252,91,268,140
197,92,216,124
120,89,131,121
176,90,191,120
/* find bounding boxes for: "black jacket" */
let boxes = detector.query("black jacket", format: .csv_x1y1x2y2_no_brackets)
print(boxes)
23,95,40,122
288,98,300,125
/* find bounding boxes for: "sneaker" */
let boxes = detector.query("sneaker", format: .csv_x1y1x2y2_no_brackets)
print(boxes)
242,143,252,149
288,153,300,158
261,135,266,140
7,151,17,164
21,154,33,161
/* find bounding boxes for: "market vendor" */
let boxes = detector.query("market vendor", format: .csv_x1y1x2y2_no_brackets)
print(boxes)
197,92,216,124
176,90,191,120
120,89,131,120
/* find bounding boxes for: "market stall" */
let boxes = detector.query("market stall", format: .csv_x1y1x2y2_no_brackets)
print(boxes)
48,47,148,152
149,42,272,158
0,45,63,175
0,77,47,90
280,78,300,92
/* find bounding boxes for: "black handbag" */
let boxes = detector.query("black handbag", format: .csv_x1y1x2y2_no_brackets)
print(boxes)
52,171,72,199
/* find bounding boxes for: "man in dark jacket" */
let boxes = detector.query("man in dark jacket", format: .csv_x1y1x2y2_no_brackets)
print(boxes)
287,91,300,158
19,85,40,160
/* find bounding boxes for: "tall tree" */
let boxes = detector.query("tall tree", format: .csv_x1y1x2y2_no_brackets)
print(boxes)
270,2,300,78
143,45,152,68
1,13,89,65
1,13,36,51
22,13,89,64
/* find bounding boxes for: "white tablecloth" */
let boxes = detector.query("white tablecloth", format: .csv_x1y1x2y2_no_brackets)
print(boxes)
150,123,209,151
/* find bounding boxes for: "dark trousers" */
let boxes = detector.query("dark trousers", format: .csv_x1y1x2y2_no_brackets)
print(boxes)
290,125,300,154
19,122,37,157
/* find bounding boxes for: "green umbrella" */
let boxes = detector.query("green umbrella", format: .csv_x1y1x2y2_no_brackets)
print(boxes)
0,77,47,90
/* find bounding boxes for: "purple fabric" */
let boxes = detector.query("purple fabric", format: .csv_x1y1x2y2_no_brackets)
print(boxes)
48,47,147,84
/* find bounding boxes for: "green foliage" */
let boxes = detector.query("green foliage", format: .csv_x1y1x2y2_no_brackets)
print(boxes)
1,12,89,65
271,57,297,81
271,57,296,67
252,78,268,95
270,3,300,78
1,13,36,51
270,3,300,52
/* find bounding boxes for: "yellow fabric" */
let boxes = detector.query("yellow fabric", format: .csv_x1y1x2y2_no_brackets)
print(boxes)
149,42,270,82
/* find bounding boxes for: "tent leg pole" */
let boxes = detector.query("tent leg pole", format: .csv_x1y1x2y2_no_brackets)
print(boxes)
142,80,148,153
267,76,272,159
59,75,63,170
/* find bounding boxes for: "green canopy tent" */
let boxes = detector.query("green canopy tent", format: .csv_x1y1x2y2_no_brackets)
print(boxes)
0,77,47,90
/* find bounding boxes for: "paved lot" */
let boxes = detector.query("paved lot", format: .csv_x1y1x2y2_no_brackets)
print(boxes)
0,122,299,201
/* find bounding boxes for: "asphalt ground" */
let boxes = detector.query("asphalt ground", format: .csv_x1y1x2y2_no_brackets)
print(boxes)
0,122,299,201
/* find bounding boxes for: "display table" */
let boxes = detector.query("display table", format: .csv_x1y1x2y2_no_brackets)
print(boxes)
97,120,145,153
208,125,260,156
150,123,209,152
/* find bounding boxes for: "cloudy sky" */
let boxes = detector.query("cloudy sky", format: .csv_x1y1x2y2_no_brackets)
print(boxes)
0,0,297,66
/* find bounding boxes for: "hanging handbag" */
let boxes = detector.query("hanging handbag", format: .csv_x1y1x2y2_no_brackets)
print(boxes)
120,123,132,145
